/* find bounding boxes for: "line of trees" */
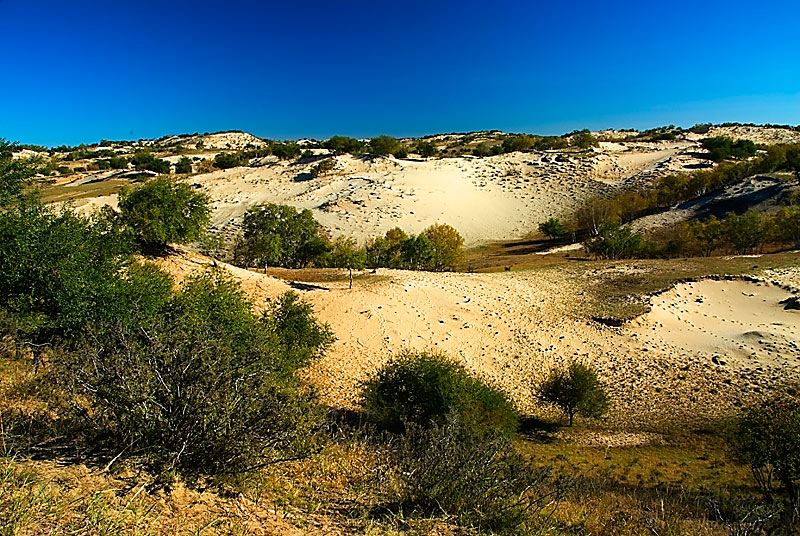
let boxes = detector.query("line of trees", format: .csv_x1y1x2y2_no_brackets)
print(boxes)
232,203,466,274
583,207,800,260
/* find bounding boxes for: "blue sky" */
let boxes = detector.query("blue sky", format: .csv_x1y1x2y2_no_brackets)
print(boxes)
1,0,799,146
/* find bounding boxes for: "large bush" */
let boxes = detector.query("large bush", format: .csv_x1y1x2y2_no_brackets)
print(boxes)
130,151,171,174
117,177,211,250
368,135,400,156
0,139,35,207
235,203,330,268
53,270,333,475
361,351,518,436
0,201,132,345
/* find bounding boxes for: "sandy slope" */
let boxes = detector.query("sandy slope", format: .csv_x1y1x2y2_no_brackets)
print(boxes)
65,138,707,246
176,143,695,246
159,251,800,428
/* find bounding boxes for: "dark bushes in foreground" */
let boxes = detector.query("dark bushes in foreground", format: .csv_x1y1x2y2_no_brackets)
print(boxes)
385,415,558,532
53,270,334,475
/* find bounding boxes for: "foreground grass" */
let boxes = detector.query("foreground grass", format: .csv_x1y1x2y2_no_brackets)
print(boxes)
1,349,774,535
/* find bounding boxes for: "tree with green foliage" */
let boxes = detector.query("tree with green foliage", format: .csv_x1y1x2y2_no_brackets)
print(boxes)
539,217,567,239
400,233,434,270
213,152,242,169
271,142,302,160
236,203,330,268
775,206,800,248
117,177,211,251
174,156,193,174
362,351,518,436
571,129,599,149
329,236,366,288
423,223,464,271
537,361,608,426
415,140,438,158
701,136,757,162
501,134,534,153
365,227,408,268
322,136,364,155
130,151,171,174
0,139,36,207
369,135,400,156
309,158,335,178
735,395,800,524
0,202,133,345
722,210,767,254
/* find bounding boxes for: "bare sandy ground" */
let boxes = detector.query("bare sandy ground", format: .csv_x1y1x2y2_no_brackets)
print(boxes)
158,250,800,428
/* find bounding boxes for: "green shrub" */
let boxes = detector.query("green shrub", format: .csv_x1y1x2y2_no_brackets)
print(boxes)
271,143,301,160
174,156,192,174
415,140,438,157
0,139,35,207
539,217,567,238
213,152,241,169
52,270,330,476
361,351,518,436
422,223,464,270
584,221,643,259
368,135,400,156
386,415,556,532
309,158,335,178
234,203,330,268
130,152,170,174
322,136,364,155
0,201,133,345
117,177,211,250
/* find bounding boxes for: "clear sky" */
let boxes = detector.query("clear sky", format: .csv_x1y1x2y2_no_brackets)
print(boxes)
2,0,799,146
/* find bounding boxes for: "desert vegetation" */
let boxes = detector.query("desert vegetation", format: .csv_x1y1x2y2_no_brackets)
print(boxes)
3,129,800,535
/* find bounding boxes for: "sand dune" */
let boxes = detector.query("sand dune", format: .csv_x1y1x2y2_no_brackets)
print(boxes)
158,250,800,428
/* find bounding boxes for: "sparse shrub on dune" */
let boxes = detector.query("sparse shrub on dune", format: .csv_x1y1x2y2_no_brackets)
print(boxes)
537,360,608,426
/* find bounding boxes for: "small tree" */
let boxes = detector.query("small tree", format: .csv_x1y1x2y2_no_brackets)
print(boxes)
118,177,211,251
400,234,434,270
329,236,365,288
213,152,240,169
539,217,567,239
415,140,438,158
735,395,800,523
309,158,335,178
537,361,608,426
423,223,464,271
0,139,36,207
130,151,171,174
369,135,400,156
236,203,329,268
584,221,643,259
